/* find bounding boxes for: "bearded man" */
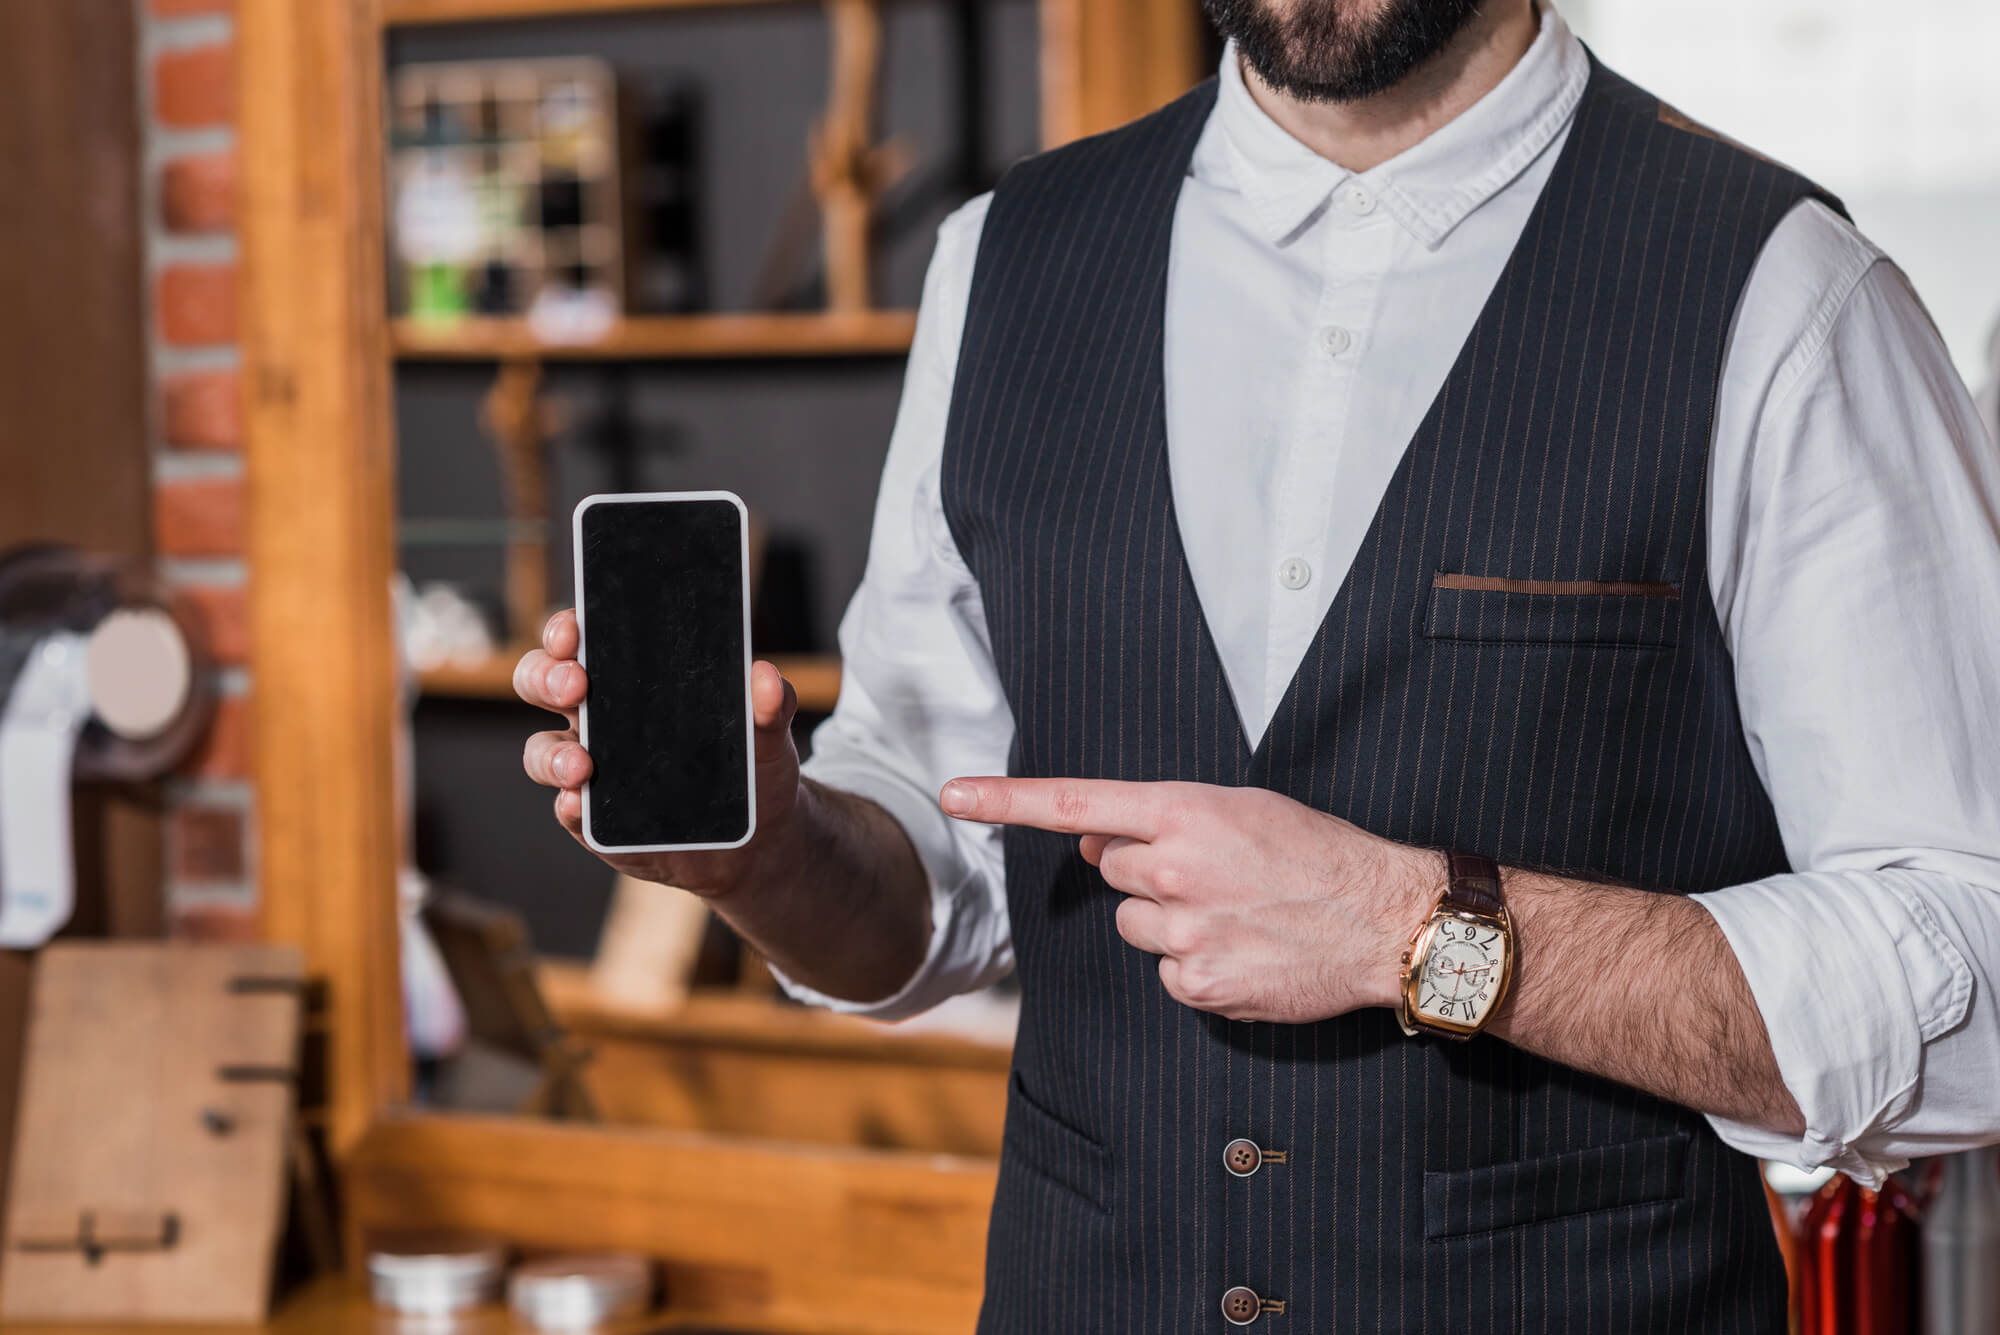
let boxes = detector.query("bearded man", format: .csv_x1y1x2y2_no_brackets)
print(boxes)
518,1,2000,1328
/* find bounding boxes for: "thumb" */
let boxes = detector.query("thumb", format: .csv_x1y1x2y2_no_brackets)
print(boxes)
751,660,799,745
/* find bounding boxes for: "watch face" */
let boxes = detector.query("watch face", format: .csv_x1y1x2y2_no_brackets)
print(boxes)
1416,917,1507,1029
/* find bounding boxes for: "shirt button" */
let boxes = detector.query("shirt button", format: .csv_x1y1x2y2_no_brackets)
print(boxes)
1344,182,1377,215
1277,557,1312,591
1221,1286,1265,1325
1224,1138,1263,1176
1317,324,1352,357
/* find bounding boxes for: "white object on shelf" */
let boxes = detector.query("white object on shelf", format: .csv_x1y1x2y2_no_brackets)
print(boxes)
0,633,92,948
367,1234,508,1315
508,1252,654,1330
395,575,498,673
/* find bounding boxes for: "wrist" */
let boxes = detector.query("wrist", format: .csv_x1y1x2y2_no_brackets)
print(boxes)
1371,842,1448,1009
698,777,811,903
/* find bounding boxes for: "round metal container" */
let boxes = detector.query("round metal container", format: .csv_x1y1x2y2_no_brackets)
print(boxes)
366,1233,508,1316
507,1252,654,1331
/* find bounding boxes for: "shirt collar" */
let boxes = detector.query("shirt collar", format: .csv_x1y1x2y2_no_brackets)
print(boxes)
1204,3,1590,249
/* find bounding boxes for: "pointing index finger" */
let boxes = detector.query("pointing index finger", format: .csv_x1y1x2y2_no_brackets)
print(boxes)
939,777,1164,839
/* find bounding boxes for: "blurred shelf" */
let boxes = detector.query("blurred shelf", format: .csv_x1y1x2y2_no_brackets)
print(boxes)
391,311,917,361
540,969,1014,1069
384,0,804,23
418,649,843,713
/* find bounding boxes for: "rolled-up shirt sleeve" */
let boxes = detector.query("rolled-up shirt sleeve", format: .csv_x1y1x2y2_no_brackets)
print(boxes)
1696,221,2000,1185
776,196,1015,1021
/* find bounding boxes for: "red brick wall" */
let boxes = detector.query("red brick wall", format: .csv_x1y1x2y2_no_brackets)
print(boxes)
144,0,254,939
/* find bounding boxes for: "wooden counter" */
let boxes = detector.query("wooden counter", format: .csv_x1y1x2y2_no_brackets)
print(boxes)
345,1112,998,1334
0,1274,839,1333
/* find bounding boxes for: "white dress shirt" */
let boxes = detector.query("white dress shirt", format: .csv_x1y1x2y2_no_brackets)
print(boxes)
788,5,2000,1185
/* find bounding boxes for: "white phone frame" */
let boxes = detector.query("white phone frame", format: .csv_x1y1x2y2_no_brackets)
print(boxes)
572,489,757,854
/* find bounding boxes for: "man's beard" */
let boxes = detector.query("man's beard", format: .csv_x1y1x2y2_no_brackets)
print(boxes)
1202,0,1489,104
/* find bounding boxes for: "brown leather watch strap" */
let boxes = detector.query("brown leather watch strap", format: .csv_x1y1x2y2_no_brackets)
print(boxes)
1442,851,1505,918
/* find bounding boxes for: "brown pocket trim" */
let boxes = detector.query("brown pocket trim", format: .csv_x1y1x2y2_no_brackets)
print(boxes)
1433,573,1679,600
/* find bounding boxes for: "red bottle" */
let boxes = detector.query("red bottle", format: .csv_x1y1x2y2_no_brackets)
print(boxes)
1802,1175,1859,1335
1798,1174,1923,1335
1854,1178,1921,1334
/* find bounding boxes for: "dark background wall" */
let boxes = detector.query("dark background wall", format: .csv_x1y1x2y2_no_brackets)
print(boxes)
0,0,152,1236
392,1,1039,956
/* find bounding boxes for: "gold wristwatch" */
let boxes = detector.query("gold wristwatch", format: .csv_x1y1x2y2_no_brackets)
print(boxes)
1397,851,1513,1039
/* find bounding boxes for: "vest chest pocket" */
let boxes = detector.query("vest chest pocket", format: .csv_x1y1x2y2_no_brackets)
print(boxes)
1425,573,1683,651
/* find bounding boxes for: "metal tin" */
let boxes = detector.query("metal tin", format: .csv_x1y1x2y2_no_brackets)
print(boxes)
507,1252,654,1331
1923,1147,2000,1335
367,1233,507,1316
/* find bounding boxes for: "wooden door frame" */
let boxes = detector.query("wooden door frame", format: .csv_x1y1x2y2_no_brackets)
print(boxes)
239,0,1197,1316
240,0,410,1156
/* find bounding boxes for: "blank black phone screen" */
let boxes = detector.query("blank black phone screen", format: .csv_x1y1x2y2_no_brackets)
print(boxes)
578,495,751,849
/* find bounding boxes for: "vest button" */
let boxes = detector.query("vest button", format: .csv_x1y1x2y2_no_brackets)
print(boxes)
1224,1138,1263,1176
1221,1286,1264,1325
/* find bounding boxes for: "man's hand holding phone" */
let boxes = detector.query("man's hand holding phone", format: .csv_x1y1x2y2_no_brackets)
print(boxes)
515,609,804,897
511,489,931,1005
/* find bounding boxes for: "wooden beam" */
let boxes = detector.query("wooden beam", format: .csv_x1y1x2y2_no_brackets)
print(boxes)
1040,0,1203,146
237,0,409,1152
346,1112,997,1333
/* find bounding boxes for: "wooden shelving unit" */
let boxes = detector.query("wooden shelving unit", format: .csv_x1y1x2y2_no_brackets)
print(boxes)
419,649,843,713
392,310,918,361
232,0,1198,1324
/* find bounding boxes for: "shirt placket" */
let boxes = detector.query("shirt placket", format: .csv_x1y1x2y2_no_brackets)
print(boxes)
1262,180,1397,717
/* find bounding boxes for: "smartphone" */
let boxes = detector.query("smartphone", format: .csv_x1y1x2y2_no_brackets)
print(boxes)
573,491,755,853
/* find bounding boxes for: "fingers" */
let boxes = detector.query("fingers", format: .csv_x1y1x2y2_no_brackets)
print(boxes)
938,776,1165,838
1094,836,1154,896
1114,896,1170,955
529,611,587,839
514,647,588,718
523,728,592,790
553,787,584,836
542,608,579,661
1078,832,1112,865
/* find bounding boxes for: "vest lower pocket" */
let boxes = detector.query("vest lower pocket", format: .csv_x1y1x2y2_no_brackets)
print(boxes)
1421,1131,1690,1240
1001,1071,1114,1214
1425,574,1683,650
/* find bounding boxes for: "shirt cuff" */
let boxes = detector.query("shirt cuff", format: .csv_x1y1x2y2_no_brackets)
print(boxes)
1692,869,1972,1186
774,756,1012,1022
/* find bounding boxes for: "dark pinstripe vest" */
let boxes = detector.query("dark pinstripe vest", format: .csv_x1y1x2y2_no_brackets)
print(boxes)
941,56,1840,1334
